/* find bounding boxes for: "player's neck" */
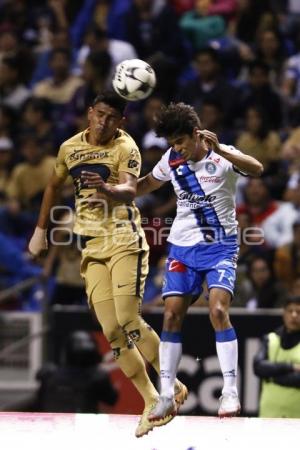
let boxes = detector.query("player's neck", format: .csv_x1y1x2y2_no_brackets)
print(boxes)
192,143,209,162
86,129,110,146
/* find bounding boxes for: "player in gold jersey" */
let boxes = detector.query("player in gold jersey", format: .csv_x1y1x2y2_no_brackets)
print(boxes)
28,91,187,437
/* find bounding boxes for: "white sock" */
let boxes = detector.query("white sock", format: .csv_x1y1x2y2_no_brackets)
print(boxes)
216,329,238,396
159,340,182,398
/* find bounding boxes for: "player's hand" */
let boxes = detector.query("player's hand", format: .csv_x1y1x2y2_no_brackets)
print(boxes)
28,227,48,257
81,171,107,192
199,129,222,154
87,192,108,209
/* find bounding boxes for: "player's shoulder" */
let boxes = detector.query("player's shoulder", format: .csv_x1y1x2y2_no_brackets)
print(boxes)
60,131,86,149
115,128,138,148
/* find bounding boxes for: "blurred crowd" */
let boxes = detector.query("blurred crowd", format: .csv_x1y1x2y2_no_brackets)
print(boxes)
1,0,300,311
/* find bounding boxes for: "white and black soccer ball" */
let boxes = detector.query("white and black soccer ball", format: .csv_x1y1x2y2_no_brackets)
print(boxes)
112,59,156,101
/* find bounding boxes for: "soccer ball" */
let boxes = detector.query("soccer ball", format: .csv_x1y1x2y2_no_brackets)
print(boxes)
112,59,156,101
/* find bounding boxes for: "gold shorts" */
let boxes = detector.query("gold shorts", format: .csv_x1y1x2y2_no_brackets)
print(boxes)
80,233,149,304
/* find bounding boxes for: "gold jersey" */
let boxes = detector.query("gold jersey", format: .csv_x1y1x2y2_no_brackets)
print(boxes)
55,128,143,238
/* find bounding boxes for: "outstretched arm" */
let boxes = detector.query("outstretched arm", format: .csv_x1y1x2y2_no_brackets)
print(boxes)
29,171,66,256
82,170,166,198
201,130,264,177
137,173,166,196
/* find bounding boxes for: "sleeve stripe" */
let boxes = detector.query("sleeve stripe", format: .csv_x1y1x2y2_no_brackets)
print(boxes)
232,165,249,177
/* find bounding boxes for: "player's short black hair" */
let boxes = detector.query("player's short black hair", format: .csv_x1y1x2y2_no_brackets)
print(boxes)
154,102,201,139
92,90,127,116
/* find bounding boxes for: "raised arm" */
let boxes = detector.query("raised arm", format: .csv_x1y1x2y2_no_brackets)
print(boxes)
217,145,264,177
201,130,264,177
28,171,66,256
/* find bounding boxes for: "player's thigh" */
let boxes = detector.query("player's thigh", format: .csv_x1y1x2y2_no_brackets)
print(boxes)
110,248,149,299
84,260,113,304
162,258,204,300
206,264,236,300
92,298,121,342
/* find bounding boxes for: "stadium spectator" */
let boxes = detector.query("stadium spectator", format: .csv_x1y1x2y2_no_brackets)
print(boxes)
238,60,283,130
126,95,166,149
65,50,113,132
75,25,137,77
199,99,236,145
0,26,34,85
235,105,281,173
254,27,288,89
0,104,16,141
20,98,62,156
230,0,273,47
30,26,77,87
176,47,241,126
32,48,84,119
261,182,300,248
273,219,300,288
280,30,300,112
237,178,273,223
235,255,287,309
0,56,31,111
0,137,13,205
253,296,300,418
179,0,227,51
0,135,56,237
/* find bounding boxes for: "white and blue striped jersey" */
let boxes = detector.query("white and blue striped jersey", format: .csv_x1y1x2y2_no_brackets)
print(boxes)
152,144,246,246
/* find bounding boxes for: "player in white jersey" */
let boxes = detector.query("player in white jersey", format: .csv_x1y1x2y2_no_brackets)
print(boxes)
136,102,263,422
82,102,263,423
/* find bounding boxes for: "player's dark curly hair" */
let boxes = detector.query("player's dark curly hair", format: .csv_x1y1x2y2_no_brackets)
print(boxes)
154,102,201,139
92,90,127,116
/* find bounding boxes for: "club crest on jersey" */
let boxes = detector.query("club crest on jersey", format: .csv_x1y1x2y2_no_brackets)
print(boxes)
168,259,187,272
128,159,139,168
205,161,217,174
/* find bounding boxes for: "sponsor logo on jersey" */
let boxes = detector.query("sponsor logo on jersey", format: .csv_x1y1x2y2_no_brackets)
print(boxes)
69,149,109,162
205,161,217,174
199,175,222,183
178,192,216,203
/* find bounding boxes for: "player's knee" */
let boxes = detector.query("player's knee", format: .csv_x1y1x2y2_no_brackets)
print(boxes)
120,317,142,343
163,309,182,331
209,304,228,328
102,323,123,345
